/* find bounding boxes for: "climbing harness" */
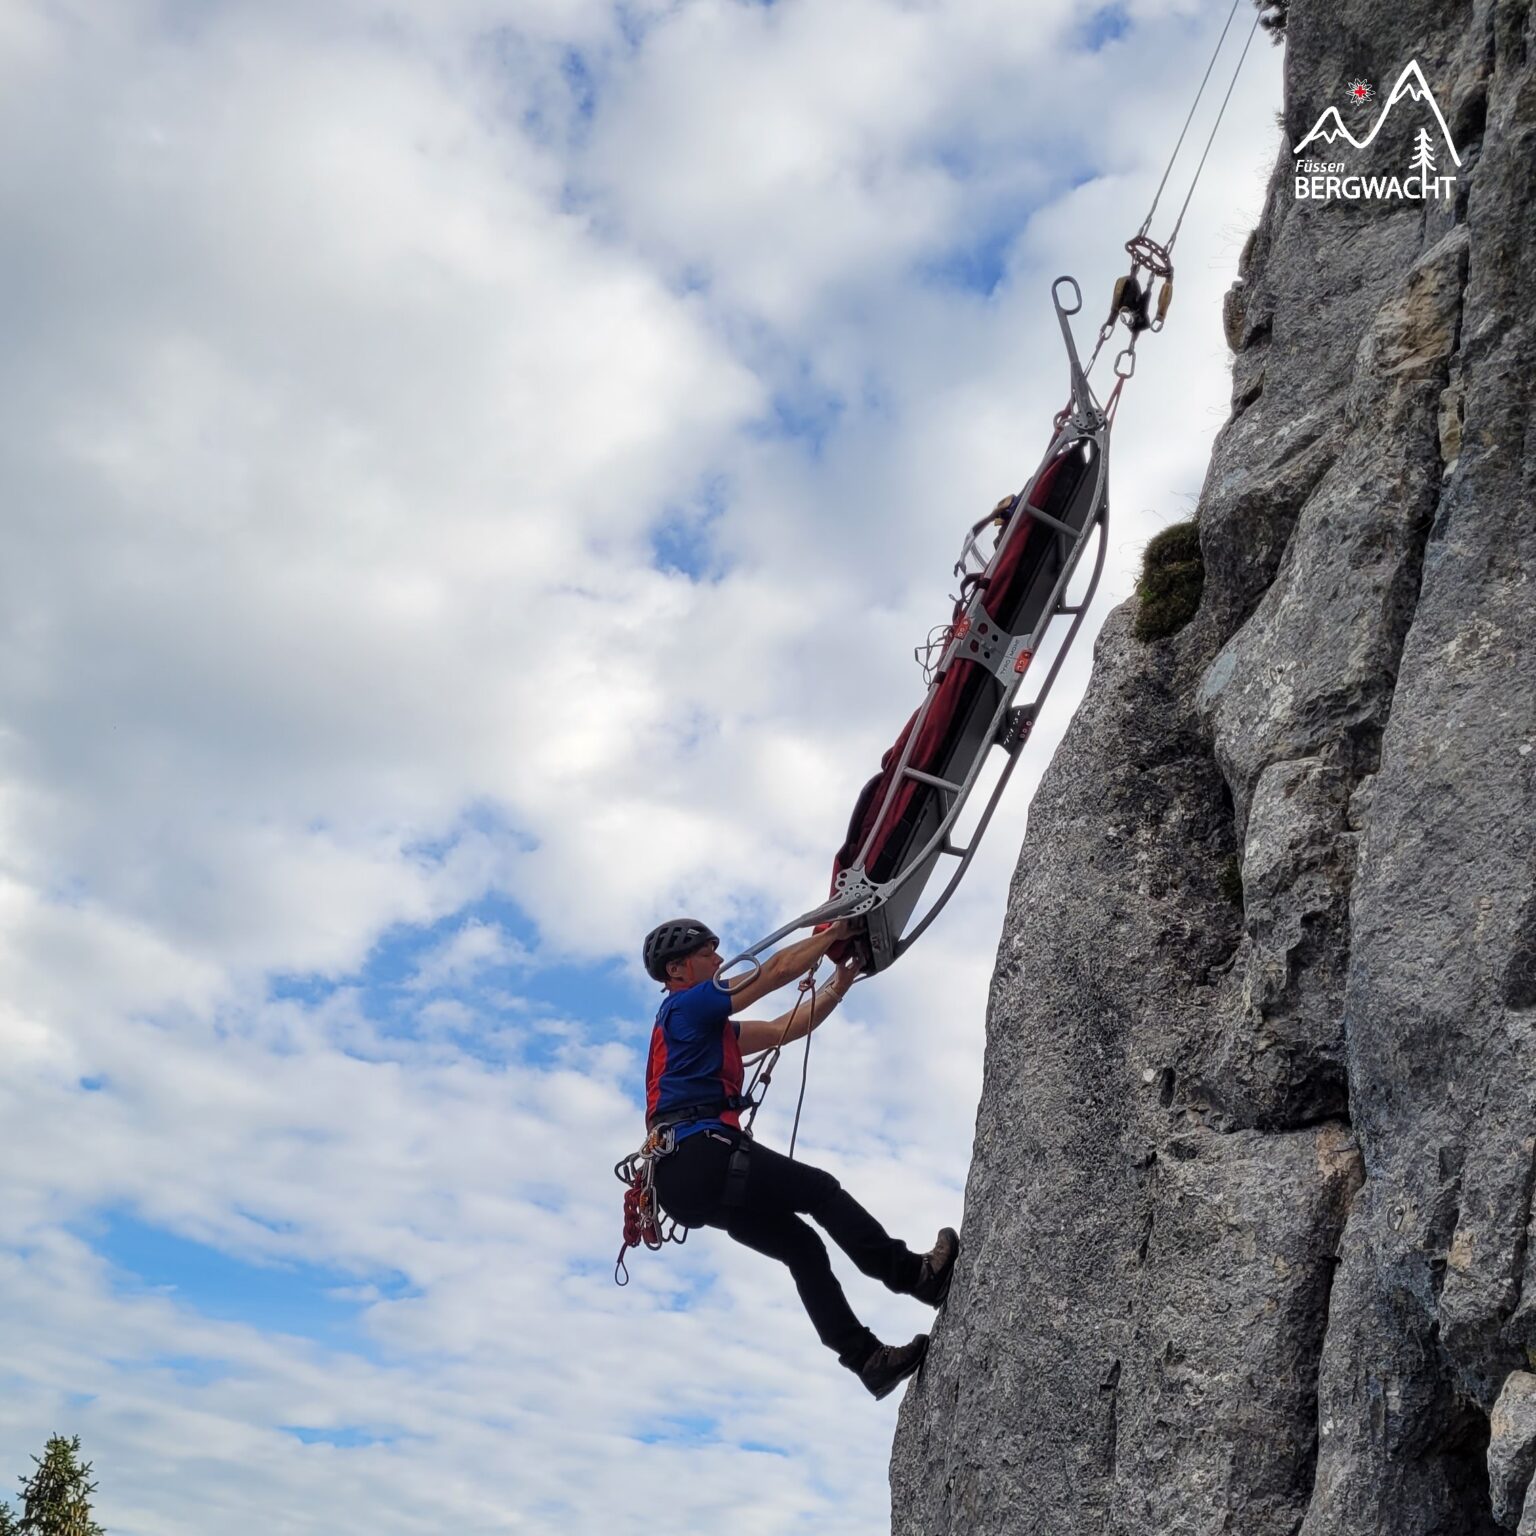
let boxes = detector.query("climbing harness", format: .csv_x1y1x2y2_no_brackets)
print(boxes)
713,1,1260,985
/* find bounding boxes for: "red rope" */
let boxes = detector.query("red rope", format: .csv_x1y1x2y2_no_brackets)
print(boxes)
613,1141,679,1285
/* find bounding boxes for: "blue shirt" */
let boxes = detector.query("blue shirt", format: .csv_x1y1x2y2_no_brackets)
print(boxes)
644,980,744,1141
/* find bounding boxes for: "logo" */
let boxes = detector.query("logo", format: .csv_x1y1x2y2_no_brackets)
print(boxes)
1292,61,1461,203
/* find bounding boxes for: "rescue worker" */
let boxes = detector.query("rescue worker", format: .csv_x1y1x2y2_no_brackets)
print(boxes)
641,916,960,1399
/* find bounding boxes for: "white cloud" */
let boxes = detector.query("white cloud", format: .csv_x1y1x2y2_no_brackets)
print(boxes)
0,0,1281,1530
404,920,530,993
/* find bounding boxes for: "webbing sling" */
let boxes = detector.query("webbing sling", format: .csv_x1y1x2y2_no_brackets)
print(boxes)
710,1130,753,1210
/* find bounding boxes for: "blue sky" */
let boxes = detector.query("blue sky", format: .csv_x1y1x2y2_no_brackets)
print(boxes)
0,1,1281,1531
91,1214,401,1349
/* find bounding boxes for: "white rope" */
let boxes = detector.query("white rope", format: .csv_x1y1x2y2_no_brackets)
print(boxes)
1137,0,1245,238
1166,6,1264,250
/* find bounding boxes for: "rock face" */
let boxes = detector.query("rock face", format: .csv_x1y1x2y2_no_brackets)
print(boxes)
1489,1372,1536,1529
892,1,1536,1532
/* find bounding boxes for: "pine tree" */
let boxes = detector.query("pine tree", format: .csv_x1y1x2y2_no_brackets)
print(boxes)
0,1499,19,1535
13,1436,104,1536
1410,127,1437,177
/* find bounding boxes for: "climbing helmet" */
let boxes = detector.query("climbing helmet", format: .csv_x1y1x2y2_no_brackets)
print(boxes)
642,918,720,982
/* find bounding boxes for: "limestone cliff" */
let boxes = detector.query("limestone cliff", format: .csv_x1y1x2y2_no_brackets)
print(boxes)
892,1,1536,1531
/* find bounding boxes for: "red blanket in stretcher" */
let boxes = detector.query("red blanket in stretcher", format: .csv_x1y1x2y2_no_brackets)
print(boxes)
829,447,1087,915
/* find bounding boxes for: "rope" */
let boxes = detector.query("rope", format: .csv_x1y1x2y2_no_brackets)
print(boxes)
787,974,815,1160
741,968,819,1140
1165,5,1263,250
1137,0,1244,239
613,1131,687,1285
1104,374,1128,425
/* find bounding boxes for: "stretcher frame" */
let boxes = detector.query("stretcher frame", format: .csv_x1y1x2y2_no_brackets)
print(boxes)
721,277,1114,981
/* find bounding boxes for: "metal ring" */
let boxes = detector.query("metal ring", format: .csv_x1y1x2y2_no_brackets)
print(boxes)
714,952,763,993
1114,348,1137,379
1123,235,1173,280
1052,275,1083,316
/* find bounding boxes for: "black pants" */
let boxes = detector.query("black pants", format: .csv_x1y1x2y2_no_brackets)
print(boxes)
654,1128,922,1367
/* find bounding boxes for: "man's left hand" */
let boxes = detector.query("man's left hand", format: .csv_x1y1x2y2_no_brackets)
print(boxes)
826,955,863,996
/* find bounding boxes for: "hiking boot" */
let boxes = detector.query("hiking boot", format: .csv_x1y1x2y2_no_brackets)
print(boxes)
859,1334,929,1400
911,1226,960,1306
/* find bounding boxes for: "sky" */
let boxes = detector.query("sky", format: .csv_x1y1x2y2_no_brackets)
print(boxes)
0,1,1281,1531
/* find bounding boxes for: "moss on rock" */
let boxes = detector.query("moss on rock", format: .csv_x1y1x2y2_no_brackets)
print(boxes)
1133,520,1205,642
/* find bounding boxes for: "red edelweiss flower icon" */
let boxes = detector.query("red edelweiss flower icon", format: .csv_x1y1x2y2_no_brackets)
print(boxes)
1348,78,1374,105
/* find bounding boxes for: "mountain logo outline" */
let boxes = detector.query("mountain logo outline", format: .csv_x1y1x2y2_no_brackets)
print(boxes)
1293,61,1463,166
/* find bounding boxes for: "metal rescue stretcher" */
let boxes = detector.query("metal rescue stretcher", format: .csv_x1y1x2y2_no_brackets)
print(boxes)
724,273,1130,981
712,0,1262,983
